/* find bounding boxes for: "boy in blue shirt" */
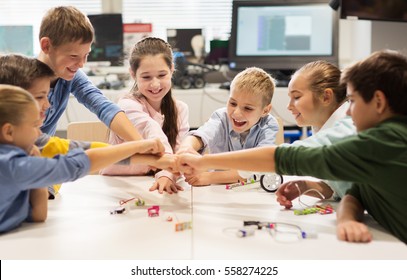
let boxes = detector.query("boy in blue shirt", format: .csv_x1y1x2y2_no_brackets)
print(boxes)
177,67,279,186
178,50,407,244
37,6,141,141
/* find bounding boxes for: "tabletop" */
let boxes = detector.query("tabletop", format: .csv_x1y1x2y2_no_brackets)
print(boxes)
0,175,406,260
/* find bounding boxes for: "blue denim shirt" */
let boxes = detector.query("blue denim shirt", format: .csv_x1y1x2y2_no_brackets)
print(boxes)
190,107,279,154
41,69,121,135
0,145,90,233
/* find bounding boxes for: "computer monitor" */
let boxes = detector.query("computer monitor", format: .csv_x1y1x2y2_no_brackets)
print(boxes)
87,14,124,66
228,0,339,80
0,25,34,56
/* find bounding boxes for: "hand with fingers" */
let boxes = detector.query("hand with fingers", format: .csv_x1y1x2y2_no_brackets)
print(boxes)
149,176,184,194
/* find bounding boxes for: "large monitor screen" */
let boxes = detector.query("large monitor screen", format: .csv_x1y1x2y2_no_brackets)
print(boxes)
88,14,124,66
0,25,33,56
229,1,339,75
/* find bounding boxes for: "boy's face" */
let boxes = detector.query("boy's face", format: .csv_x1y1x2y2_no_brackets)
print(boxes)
43,39,91,81
12,103,42,153
227,88,271,134
287,73,325,128
346,84,380,132
27,77,51,121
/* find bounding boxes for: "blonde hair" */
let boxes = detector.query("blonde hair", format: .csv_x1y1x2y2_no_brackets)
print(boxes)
39,6,94,47
230,67,275,106
0,85,36,126
293,60,346,104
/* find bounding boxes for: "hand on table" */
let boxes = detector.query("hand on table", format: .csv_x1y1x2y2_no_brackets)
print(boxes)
275,180,307,209
149,176,184,194
337,220,372,243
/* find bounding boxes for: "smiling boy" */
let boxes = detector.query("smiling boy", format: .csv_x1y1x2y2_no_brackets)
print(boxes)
37,6,141,141
177,67,279,186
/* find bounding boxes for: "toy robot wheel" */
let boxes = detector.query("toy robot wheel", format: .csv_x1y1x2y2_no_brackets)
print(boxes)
180,77,192,89
194,77,205,88
260,173,283,193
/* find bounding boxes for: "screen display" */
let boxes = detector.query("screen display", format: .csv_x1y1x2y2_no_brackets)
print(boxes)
236,5,333,56
88,14,124,66
0,25,33,56
228,1,339,73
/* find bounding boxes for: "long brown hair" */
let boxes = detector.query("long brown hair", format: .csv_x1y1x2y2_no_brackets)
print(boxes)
129,37,179,149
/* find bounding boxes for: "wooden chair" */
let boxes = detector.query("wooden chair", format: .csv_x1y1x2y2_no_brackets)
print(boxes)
67,121,109,143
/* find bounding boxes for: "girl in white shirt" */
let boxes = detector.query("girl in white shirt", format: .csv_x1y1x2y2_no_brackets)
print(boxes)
287,60,348,134
277,61,354,207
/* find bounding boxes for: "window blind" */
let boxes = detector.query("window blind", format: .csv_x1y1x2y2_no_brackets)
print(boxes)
0,0,232,55
0,0,101,55
122,0,233,50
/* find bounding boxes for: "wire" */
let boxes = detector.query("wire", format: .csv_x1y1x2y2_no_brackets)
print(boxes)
294,183,326,209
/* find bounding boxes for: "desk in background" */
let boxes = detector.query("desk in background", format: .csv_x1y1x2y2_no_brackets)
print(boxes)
0,175,406,260
56,85,297,132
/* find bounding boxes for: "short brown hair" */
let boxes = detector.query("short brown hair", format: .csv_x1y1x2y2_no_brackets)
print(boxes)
0,54,54,89
231,67,275,106
341,50,407,115
0,85,36,126
39,6,94,47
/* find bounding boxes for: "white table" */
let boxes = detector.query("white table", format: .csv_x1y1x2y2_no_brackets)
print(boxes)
191,182,407,259
0,175,406,260
0,176,193,260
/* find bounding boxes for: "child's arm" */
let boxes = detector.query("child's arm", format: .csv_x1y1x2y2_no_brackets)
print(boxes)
109,111,143,141
177,135,204,154
336,194,372,243
178,146,277,175
86,138,164,173
28,145,48,221
29,188,48,222
130,153,178,173
129,153,183,194
185,170,244,186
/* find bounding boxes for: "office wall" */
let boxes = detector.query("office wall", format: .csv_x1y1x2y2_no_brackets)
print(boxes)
101,0,121,13
371,20,407,55
338,19,371,68
338,19,407,68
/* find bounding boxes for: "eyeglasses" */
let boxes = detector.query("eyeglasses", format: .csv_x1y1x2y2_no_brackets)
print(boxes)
240,221,317,243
